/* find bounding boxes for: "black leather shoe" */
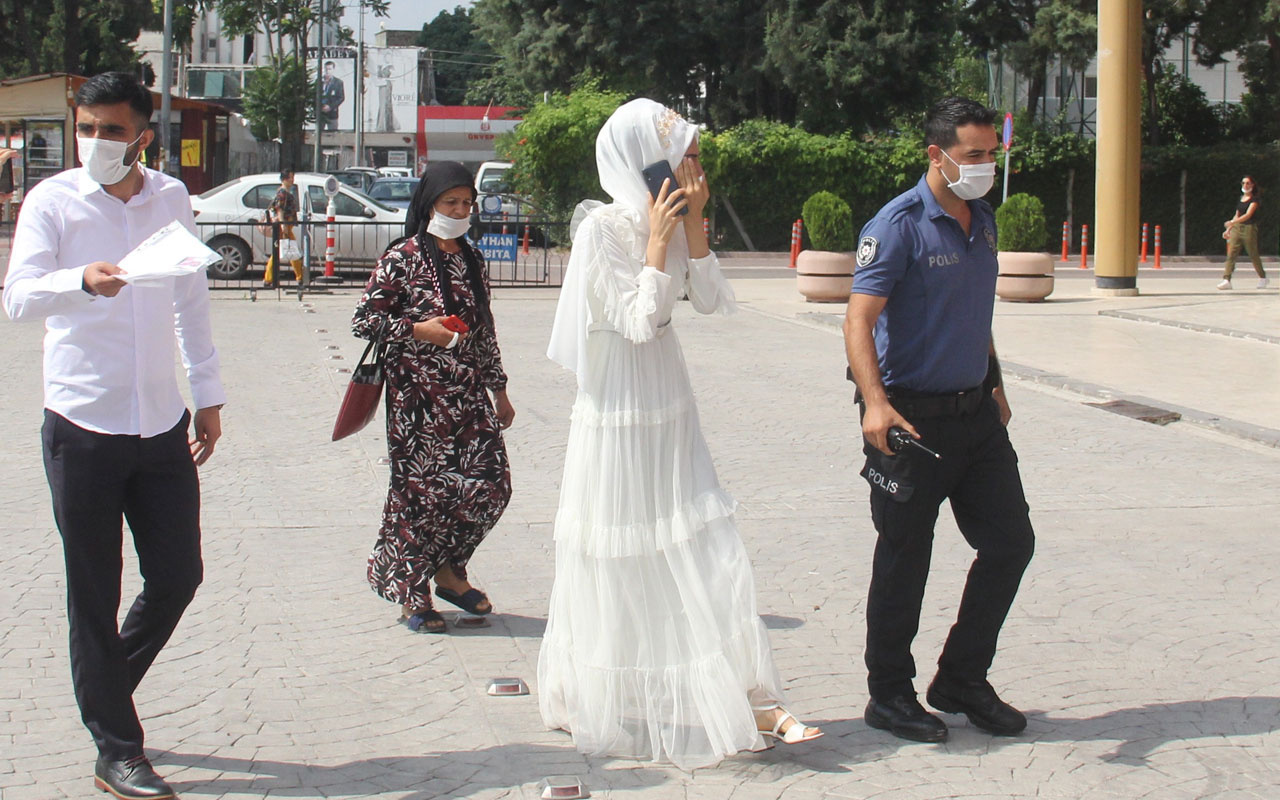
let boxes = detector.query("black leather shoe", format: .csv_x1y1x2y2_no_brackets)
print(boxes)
864,695,948,742
94,755,175,799
926,673,1027,736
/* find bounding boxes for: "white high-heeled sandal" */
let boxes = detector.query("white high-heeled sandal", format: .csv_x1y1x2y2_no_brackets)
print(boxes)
754,705,824,744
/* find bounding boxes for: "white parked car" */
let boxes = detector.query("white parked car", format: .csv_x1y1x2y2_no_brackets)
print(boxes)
191,172,407,280
376,166,414,178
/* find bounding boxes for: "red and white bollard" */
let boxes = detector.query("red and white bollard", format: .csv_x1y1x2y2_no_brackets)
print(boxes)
501,212,509,236
788,219,803,269
1139,222,1149,263
1153,225,1162,269
1079,224,1089,269
324,197,336,278
1060,221,1070,262
520,225,530,255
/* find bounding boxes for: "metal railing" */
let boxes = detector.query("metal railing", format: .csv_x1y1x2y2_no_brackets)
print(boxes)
196,218,568,294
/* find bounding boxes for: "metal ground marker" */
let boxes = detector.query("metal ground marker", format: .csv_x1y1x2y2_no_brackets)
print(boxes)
486,677,529,696
538,775,589,799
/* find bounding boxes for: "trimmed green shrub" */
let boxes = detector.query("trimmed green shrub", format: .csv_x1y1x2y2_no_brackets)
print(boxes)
802,191,855,251
994,193,1048,251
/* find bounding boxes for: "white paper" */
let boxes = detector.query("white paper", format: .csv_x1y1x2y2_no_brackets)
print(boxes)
117,220,221,285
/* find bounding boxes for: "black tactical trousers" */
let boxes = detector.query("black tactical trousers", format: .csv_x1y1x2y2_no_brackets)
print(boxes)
860,396,1034,701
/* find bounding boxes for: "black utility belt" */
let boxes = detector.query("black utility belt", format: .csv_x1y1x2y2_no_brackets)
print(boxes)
883,386,986,418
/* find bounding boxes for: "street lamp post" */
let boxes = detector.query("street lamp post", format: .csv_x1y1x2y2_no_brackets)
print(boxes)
160,0,174,173
313,0,325,171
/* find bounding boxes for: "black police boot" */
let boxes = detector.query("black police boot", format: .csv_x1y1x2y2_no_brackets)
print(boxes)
93,754,176,799
926,672,1027,736
864,695,948,742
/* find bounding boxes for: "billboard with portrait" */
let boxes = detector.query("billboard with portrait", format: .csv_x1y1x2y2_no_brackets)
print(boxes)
362,48,419,134
309,50,356,132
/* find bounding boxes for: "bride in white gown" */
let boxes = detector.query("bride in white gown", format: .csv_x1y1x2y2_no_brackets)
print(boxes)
538,98,822,770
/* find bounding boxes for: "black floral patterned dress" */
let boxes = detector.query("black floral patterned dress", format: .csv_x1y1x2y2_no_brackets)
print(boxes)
351,236,511,609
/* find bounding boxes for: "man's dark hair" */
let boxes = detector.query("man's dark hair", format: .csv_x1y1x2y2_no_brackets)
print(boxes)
280,168,294,181
924,97,998,150
74,72,153,129
324,61,335,69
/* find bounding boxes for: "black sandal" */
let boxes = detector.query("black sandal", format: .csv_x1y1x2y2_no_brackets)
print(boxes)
434,586,493,616
400,606,446,633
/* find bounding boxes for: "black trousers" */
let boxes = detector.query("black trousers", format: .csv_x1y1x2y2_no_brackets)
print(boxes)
41,410,203,760
861,397,1034,700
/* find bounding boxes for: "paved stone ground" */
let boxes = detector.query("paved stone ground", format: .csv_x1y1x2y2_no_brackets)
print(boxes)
2,274,1279,799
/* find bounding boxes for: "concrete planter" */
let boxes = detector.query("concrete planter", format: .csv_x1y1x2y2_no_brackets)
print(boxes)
796,250,857,303
996,251,1055,302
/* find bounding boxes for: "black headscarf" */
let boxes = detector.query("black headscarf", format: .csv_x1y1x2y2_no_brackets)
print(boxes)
403,161,492,327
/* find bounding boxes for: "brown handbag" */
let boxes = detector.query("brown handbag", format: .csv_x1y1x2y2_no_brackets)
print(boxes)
332,338,386,441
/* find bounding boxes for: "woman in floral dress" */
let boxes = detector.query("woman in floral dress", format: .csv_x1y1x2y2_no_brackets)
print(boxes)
352,161,516,633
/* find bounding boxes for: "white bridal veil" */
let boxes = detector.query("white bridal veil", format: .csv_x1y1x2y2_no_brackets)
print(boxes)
547,99,700,382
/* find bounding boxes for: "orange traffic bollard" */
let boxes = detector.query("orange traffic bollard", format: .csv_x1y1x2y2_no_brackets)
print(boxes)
1140,222,1149,263
1080,224,1089,269
521,225,530,255
788,219,802,269
1153,225,1162,269
1060,221,1070,262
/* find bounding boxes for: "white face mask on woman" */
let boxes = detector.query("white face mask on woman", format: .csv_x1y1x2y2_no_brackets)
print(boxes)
77,131,145,186
426,211,472,240
939,149,996,201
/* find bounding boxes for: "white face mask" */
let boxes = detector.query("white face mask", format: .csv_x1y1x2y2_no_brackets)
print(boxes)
427,211,472,240
939,149,996,201
77,131,145,186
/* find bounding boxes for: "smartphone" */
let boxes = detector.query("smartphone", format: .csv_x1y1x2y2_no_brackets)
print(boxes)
442,314,469,334
641,161,688,215
0,159,13,195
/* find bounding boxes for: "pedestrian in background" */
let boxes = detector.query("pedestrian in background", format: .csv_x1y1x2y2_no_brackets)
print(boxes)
843,97,1034,745
351,161,515,634
2,71,225,800
0,146,17,202
540,98,822,770
262,168,304,286
1217,174,1267,290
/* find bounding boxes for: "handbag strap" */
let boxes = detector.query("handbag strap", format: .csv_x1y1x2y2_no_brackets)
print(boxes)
355,336,385,368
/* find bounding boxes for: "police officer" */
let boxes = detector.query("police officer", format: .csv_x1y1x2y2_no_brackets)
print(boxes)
842,97,1035,743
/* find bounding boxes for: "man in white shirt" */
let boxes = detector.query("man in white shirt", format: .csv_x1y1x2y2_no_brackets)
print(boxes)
2,72,225,800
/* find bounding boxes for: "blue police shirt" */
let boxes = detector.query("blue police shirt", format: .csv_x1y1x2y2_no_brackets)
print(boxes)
851,175,998,393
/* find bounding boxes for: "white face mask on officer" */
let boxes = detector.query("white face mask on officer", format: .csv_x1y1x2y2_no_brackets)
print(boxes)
77,131,146,186
426,211,472,240
938,148,996,201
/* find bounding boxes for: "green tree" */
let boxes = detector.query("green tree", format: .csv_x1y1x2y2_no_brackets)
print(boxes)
763,0,960,134
472,0,707,108
961,0,1095,123
417,6,497,105
0,0,157,80
241,54,312,143
493,78,627,220
1142,63,1221,147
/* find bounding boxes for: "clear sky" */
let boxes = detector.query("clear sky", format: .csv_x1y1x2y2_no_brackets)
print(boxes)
340,0,474,45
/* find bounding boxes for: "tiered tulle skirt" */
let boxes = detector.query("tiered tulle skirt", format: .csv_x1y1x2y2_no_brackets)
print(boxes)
537,328,785,770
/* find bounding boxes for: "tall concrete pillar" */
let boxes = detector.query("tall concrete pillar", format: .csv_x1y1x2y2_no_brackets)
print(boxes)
1094,0,1142,296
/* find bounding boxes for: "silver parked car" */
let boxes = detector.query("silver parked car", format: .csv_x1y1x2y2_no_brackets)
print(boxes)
191,172,407,280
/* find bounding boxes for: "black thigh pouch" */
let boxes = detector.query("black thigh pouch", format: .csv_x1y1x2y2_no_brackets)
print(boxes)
860,444,916,504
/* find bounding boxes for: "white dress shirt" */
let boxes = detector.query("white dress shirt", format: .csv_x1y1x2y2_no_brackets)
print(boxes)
3,167,225,437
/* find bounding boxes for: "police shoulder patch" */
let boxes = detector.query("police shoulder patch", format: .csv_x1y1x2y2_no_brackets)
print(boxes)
984,226,997,254
856,236,879,268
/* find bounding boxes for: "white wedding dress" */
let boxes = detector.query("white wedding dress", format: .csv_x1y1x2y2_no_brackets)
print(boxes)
538,203,786,770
